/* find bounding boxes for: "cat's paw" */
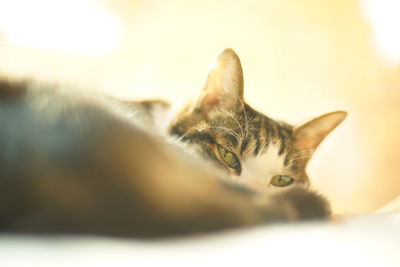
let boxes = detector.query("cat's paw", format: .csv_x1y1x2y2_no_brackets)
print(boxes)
273,187,331,220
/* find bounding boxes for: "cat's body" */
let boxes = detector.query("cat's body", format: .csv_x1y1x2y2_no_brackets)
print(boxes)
0,49,345,238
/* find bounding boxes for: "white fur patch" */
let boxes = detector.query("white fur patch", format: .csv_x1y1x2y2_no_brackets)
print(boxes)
229,143,291,193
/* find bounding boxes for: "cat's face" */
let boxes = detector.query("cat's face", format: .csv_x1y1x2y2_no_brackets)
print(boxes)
169,49,346,193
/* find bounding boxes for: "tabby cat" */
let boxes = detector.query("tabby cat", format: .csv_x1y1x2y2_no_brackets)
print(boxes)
0,49,345,238
168,49,346,193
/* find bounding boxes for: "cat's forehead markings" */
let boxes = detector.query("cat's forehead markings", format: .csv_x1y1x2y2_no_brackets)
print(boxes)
235,142,287,192
242,143,286,176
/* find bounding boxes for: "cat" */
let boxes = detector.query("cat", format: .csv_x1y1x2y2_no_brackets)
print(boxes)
0,49,345,238
167,49,347,193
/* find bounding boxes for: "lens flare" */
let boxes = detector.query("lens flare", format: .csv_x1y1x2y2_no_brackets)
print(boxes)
0,0,121,57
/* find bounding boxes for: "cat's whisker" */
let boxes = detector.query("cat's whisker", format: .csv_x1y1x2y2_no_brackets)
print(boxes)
286,150,314,161
237,96,250,140
286,154,313,161
287,156,312,162
222,110,245,141
203,126,241,142
287,149,314,158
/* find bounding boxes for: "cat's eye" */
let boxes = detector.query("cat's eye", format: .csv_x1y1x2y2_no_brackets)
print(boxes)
270,175,294,187
217,145,241,173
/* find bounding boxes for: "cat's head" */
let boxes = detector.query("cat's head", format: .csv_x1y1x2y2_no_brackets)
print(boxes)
169,49,346,193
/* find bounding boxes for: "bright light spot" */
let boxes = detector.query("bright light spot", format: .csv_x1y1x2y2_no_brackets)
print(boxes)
0,0,121,57
362,0,400,66
208,57,219,72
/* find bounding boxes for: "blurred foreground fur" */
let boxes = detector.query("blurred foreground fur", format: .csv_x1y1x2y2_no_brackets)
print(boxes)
0,79,330,238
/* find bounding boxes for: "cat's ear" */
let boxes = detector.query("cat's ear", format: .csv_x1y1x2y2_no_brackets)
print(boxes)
196,48,244,115
293,111,347,151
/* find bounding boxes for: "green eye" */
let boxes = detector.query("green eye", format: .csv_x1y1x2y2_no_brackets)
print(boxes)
270,175,294,187
217,145,241,173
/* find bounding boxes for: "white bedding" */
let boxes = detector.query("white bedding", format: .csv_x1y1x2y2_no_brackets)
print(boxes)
1,212,399,267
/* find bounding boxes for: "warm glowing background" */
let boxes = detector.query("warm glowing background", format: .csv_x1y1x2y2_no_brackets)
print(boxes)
0,0,399,214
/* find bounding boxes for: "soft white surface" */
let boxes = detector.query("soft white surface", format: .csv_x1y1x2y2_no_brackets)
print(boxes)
1,212,399,267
